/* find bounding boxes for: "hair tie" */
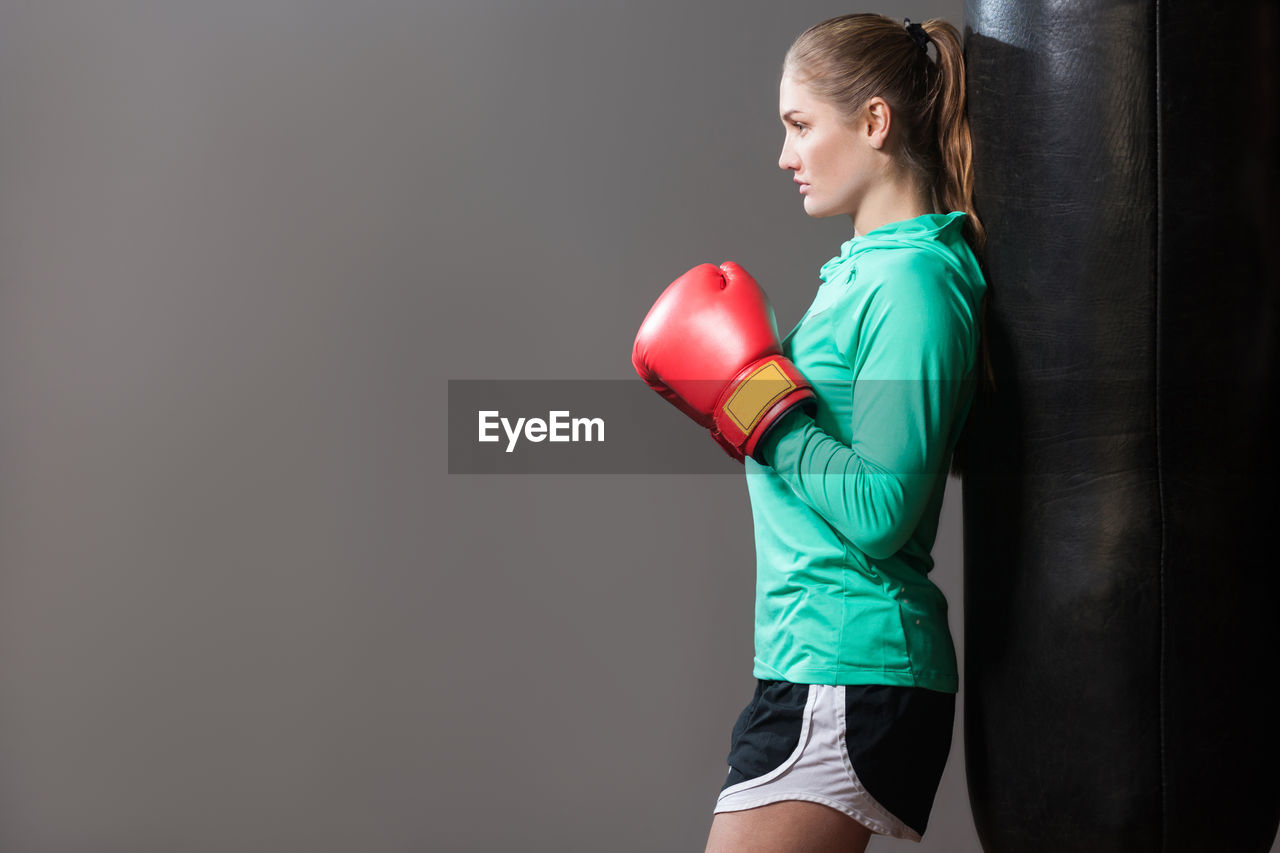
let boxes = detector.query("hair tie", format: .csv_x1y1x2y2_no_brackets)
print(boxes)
904,18,931,55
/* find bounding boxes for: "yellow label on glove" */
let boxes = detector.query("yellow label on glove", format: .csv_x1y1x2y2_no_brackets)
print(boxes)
725,360,796,433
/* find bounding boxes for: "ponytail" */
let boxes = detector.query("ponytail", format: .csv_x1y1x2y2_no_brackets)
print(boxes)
921,20,986,258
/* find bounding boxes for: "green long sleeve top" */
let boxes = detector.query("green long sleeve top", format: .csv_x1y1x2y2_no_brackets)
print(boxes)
744,211,986,692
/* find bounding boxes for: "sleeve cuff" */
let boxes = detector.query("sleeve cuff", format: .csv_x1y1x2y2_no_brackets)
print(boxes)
757,406,814,468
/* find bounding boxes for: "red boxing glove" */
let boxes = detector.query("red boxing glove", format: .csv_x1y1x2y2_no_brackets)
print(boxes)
632,261,815,463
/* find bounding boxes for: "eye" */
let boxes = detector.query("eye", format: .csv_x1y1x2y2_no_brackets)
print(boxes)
791,121,808,134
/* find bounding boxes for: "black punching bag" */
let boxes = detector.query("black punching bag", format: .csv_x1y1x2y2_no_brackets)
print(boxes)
961,1,1280,851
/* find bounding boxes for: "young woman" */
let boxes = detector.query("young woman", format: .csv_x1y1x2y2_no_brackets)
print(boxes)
632,12,988,852
705,14,988,852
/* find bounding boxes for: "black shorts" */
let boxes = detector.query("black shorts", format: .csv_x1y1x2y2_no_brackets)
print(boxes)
714,680,955,841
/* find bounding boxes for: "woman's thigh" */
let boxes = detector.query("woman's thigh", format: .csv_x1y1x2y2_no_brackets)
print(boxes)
704,801,872,853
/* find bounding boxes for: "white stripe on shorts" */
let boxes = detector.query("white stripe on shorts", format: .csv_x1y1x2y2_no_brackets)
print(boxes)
713,683,920,842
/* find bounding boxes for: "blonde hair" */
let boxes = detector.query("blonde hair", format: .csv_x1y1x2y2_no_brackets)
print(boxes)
784,13,993,475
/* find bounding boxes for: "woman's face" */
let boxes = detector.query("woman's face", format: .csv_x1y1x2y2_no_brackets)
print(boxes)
777,72,881,220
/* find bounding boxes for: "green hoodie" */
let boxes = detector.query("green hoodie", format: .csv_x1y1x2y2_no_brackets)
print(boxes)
745,210,986,692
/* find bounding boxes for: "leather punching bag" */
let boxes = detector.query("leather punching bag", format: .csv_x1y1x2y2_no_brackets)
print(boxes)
961,1,1280,851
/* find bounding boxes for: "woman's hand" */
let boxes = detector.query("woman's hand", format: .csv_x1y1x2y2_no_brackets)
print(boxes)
632,261,816,463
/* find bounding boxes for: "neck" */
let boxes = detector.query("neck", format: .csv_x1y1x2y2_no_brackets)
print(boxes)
850,172,935,237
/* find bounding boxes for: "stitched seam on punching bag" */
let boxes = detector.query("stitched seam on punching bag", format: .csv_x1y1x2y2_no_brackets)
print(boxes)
1153,1,1168,849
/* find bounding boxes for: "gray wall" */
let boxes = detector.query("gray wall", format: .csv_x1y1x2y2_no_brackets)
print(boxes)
3,2,1229,852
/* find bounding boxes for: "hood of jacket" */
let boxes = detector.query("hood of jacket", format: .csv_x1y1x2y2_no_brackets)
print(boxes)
818,210,978,286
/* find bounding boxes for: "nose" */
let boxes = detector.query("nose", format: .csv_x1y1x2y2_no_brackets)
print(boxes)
778,135,798,172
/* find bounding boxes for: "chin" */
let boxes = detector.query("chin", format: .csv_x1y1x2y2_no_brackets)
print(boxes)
802,199,837,219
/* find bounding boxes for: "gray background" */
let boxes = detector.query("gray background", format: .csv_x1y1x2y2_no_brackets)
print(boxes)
7,2,1261,852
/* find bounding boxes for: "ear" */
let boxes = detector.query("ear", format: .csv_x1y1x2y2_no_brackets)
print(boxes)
863,97,892,149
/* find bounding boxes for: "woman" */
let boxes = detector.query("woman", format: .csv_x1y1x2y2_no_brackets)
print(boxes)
632,11,988,851
706,14,988,851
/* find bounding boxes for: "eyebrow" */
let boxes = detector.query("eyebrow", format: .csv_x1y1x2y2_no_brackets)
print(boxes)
781,109,806,121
